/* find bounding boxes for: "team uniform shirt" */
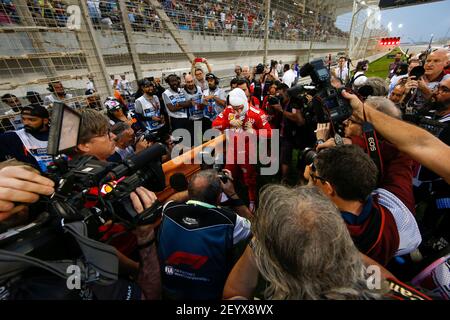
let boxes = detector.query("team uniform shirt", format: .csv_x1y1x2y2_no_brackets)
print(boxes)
202,87,226,121
0,129,51,172
162,88,188,119
134,95,165,131
158,200,251,300
182,85,204,120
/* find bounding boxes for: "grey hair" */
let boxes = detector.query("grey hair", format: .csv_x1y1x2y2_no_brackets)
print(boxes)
188,169,221,205
252,185,386,300
111,121,131,137
365,77,389,97
366,96,402,119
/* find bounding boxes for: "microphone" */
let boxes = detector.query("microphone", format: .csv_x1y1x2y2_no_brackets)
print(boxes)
105,143,167,182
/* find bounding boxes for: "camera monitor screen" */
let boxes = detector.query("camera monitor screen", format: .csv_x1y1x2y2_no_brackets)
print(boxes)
48,102,81,155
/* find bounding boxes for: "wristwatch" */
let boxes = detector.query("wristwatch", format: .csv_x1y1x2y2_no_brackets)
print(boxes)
316,139,325,146
334,133,344,146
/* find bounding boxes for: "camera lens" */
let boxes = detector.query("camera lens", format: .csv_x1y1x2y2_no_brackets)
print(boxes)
299,147,317,166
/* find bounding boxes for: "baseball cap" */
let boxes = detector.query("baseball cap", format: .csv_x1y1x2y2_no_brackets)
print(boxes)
205,73,217,80
21,104,49,119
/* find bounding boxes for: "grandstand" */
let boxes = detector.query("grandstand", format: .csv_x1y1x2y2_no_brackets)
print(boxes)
0,0,386,118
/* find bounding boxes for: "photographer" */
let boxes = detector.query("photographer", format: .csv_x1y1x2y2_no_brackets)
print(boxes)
75,109,117,162
201,73,226,128
224,185,427,300
272,83,305,181
349,60,369,90
261,81,282,128
342,90,450,184
304,143,421,266
1,93,23,133
0,104,52,173
107,122,151,163
162,74,192,134
134,79,165,134
414,76,450,250
405,49,449,111
0,161,161,300
281,64,296,88
43,81,76,109
157,169,252,300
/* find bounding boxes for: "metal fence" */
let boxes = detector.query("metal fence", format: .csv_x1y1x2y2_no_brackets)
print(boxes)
0,0,357,132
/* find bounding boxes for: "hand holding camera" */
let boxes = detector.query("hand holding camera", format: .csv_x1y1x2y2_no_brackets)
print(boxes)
0,165,55,215
130,186,159,245
341,90,364,123
218,169,236,197
315,123,331,141
135,135,153,153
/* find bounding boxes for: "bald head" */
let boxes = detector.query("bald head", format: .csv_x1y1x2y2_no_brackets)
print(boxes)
185,74,195,90
187,170,221,205
424,49,449,81
242,66,251,79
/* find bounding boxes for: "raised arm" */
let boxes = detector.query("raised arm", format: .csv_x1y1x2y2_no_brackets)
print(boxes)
343,90,450,183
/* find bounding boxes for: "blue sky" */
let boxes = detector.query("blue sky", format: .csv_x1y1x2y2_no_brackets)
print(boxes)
336,0,450,43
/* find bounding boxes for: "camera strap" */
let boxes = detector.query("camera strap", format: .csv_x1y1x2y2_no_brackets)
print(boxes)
362,105,384,176
0,221,118,286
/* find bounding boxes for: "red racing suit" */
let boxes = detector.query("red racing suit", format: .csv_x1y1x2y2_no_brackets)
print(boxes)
212,105,272,202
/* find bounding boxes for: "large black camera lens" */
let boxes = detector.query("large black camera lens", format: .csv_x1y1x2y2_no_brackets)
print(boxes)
299,147,317,166
268,96,280,105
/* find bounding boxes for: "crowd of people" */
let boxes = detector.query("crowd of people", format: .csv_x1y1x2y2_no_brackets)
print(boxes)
0,45,450,301
0,1,347,41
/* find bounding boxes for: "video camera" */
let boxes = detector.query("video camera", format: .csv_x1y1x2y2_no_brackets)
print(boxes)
6,103,166,244
288,59,353,128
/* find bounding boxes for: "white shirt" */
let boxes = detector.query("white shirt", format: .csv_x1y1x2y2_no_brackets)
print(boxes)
86,81,95,91
135,95,164,131
183,85,204,120
282,69,296,88
352,71,368,88
162,88,188,119
202,87,226,120
43,93,75,109
334,66,349,83
374,188,422,256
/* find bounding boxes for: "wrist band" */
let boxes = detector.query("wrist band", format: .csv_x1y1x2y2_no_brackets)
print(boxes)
137,237,156,250
229,197,245,207
228,192,237,198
